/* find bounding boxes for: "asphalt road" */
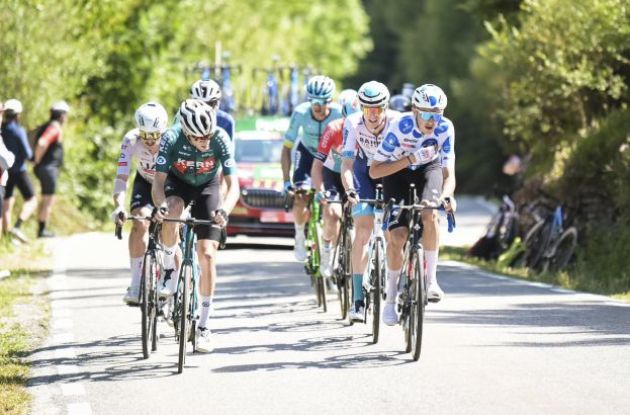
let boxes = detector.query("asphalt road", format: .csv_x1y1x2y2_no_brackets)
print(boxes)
26,197,630,415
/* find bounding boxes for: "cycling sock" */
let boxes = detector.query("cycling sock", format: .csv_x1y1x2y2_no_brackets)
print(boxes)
323,240,332,250
295,223,305,237
386,268,401,304
130,256,143,287
352,273,364,303
425,250,438,284
199,296,212,329
14,218,23,229
38,221,46,234
162,244,178,287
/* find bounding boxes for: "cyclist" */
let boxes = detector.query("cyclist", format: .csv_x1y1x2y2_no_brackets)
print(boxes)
281,75,342,261
341,81,398,322
152,99,239,353
188,79,235,141
311,89,360,278
369,83,456,326
111,102,169,305
1,99,36,243
389,94,412,113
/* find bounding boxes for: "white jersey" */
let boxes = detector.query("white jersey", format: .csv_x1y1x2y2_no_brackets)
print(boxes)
113,128,157,194
373,112,455,170
341,110,399,166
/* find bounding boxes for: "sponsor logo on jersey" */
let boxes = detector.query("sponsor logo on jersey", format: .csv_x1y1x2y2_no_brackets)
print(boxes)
412,130,423,139
399,116,414,134
156,156,167,165
224,159,235,168
423,138,439,148
382,133,400,153
173,157,216,175
435,122,449,135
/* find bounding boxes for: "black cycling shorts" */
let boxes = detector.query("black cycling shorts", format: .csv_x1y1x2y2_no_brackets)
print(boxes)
130,174,153,212
383,160,443,231
323,167,345,200
164,172,222,241
4,170,35,200
34,164,60,195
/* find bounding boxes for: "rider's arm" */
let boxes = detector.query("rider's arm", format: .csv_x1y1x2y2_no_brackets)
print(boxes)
340,118,357,190
341,158,355,191
311,159,325,192
152,129,176,208
369,131,412,179
112,132,135,209
440,124,456,199
312,123,335,192
34,122,59,165
214,130,240,213
281,108,301,183
151,171,167,208
222,173,240,214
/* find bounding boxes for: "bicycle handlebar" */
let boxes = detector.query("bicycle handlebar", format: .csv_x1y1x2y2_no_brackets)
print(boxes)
114,214,221,240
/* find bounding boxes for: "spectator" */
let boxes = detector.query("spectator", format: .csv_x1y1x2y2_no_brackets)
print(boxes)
33,101,70,238
1,99,37,243
0,101,15,278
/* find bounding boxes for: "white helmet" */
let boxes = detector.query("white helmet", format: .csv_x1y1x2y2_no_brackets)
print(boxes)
305,75,336,100
51,100,70,112
134,101,168,133
338,89,360,117
412,84,447,110
4,99,23,114
178,99,215,137
357,81,390,107
190,79,222,104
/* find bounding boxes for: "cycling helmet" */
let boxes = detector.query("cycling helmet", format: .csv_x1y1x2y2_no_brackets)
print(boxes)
134,101,168,133
190,79,222,103
305,75,335,101
178,99,216,137
389,94,412,112
51,101,70,113
412,84,447,110
357,81,390,108
338,89,360,117
4,99,23,114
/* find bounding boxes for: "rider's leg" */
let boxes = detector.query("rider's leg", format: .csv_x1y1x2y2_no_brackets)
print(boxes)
159,195,184,296
351,210,373,307
292,145,314,261
196,239,219,329
386,226,408,301
128,206,152,287
421,166,445,299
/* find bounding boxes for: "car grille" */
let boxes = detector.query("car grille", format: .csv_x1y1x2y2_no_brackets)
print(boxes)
241,188,290,209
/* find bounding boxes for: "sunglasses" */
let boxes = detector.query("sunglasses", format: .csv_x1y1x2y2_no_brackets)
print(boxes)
139,131,161,141
418,111,442,123
185,132,212,142
310,98,331,107
362,106,386,117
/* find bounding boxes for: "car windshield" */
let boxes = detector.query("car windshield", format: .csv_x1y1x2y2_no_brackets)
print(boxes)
235,138,283,163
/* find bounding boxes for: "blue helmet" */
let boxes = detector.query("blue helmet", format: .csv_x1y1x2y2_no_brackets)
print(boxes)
338,89,360,117
306,75,336,101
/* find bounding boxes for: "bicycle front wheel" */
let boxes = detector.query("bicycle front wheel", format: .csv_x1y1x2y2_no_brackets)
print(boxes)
545,227,578,274
177,265,191,374
409,247,426,361
140,252,156,359
371,239,383,344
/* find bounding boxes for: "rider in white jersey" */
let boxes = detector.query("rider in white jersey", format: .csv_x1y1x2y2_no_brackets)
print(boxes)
370,84,456,325
111,102,169,305
340,81,399,322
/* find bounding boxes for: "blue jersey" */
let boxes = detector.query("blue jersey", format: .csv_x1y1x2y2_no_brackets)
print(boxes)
283,102,342,156
373,113,455,170
1,121,31,173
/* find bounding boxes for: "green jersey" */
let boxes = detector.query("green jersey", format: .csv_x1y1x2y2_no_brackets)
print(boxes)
156,126,236,187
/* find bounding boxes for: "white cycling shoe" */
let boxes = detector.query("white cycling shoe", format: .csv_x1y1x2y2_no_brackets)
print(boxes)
349,303,365,323
427,281,444,303
382,303,398,326
123,285,140,306
158,269,178,299
294,236,307,262
320,247,334,278
195,327,213,353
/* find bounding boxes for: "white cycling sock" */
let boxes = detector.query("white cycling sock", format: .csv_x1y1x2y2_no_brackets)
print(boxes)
295,223,305,239
162,244,178,287
426,249,438,284
386,268,401,304
130,256,143,288
198,296,213,329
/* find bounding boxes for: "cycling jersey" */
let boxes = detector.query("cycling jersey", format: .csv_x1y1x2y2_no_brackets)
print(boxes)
156,126,236,187
1,120,31,173
114,129,157,195
171,108,235,142
373,113,455,169
37,121,64,167
341,110,399,166
315,118,344,173
283,101,342,155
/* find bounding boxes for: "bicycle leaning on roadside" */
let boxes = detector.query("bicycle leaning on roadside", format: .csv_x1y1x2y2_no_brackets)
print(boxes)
115,216,163,360
391,184,455,361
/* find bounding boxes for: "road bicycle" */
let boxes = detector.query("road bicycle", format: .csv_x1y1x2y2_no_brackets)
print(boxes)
392,184,455,361
327,197,353,320
115,217,162,359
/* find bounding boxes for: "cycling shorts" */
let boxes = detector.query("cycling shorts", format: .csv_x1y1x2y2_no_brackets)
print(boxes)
323,167,344,200
4,170,35,200
34,164,59,195
384,160,443,231
352,158,381,217
292,142,314,189
130,174,153,212
164,172,222,241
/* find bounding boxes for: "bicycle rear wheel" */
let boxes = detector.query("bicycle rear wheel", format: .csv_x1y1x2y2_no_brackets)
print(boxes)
371,239,383,344
409,247,426,361
524,220,551,271
544,227,578,273
177,265,191,374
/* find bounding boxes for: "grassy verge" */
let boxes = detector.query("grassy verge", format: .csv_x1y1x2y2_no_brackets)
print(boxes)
441,246,630,303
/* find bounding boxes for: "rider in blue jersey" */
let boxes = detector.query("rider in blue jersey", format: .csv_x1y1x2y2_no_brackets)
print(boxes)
281,75,342,261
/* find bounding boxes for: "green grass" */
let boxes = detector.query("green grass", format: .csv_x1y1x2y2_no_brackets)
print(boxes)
441,245,630,303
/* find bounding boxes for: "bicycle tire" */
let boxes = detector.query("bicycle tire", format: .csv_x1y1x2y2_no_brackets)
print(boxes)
410,247,426,361
177,265,190,374
371,239,383,344
544,227,578,273
140,253,154,359
341,227,352,319
524,220,551,271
